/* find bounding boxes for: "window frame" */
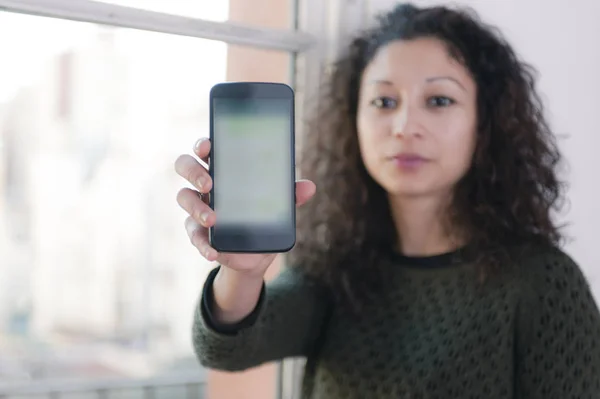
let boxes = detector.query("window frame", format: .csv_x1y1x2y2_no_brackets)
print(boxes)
0,0,315,52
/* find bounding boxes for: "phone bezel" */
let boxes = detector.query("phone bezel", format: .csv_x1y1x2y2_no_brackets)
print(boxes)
208,82,296,253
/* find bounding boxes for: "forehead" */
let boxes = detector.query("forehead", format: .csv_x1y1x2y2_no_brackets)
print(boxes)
362,38,473,86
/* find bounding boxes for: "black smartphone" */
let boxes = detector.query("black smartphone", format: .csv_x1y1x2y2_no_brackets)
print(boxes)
208,82,296,253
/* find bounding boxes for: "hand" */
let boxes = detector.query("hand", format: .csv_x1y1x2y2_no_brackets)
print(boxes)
174,138,316,278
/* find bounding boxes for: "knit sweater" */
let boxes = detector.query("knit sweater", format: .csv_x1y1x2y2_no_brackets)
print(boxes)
192,246,600,399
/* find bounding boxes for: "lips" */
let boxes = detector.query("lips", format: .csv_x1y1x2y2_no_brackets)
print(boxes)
389,153,429,169
393,154,427,162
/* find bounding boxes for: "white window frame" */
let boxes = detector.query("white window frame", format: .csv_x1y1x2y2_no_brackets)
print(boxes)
0,0,314,52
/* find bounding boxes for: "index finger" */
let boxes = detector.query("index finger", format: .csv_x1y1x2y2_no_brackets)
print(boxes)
194,138,211,164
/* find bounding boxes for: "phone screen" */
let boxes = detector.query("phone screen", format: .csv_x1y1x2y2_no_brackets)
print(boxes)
210,86,295,252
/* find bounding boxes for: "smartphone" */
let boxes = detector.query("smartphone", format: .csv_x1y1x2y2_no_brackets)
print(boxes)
208,82,296,253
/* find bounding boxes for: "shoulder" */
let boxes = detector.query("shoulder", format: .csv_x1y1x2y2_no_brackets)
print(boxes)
513,242,599,325
511,245,600,396
514,243,591,293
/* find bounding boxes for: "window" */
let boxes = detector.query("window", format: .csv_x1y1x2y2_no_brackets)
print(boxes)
0,0,323,397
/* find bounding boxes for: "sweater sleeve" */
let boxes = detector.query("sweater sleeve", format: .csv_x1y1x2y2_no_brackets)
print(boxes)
192,265,331,372
515,248,600,399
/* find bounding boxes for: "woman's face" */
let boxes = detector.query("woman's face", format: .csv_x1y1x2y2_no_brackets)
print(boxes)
357,38,478,199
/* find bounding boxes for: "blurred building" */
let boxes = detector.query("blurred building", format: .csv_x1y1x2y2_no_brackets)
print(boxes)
0,18,222,379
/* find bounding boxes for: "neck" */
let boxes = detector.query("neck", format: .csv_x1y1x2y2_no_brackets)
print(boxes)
388,194,462,257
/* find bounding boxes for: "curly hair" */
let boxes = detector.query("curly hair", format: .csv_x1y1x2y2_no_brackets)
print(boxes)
289,3,566,309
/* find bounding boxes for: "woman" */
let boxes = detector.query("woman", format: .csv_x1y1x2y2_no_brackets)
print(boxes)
175,3,600,398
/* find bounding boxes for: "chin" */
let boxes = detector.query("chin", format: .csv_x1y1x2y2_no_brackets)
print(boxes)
379,175,445,198
386,186,436,198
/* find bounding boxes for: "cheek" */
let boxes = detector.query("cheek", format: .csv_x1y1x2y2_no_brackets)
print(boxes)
357,114,389,171
439,125,477,176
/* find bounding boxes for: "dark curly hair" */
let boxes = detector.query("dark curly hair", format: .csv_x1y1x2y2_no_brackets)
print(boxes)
290,3,566,309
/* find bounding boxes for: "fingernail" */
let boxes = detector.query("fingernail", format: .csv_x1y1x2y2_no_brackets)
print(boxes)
200,212,209,225
194,138,206,152
196,176,205,190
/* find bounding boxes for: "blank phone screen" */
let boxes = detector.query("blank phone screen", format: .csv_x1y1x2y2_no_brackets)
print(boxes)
212,97,293,232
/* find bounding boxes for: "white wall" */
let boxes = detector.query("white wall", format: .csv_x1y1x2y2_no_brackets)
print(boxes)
366,0,600,299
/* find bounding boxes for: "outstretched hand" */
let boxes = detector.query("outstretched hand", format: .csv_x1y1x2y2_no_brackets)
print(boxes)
174,138,315,277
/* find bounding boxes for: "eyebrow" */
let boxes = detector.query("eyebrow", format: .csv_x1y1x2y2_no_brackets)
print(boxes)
370,76,467,91
425,76,467,91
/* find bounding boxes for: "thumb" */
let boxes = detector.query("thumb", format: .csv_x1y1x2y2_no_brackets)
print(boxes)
295,179,316,207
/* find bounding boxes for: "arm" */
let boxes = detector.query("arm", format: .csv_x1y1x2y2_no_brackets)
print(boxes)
192,265,331,371
515,248,600,399
209,266,266,325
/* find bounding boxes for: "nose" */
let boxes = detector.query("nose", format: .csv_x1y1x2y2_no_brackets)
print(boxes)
392,100,422,138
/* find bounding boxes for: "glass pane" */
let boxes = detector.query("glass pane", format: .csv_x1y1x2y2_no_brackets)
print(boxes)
96,0,295,30
0,9,291,395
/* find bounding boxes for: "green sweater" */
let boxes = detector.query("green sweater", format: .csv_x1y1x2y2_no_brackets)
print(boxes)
192,246,600,399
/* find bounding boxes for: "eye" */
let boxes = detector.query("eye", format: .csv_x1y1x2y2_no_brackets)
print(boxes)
427,96,455,107
370,96,397,109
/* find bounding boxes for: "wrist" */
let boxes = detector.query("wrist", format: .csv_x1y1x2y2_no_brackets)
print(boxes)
216,265,265,287
212,266,264,322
